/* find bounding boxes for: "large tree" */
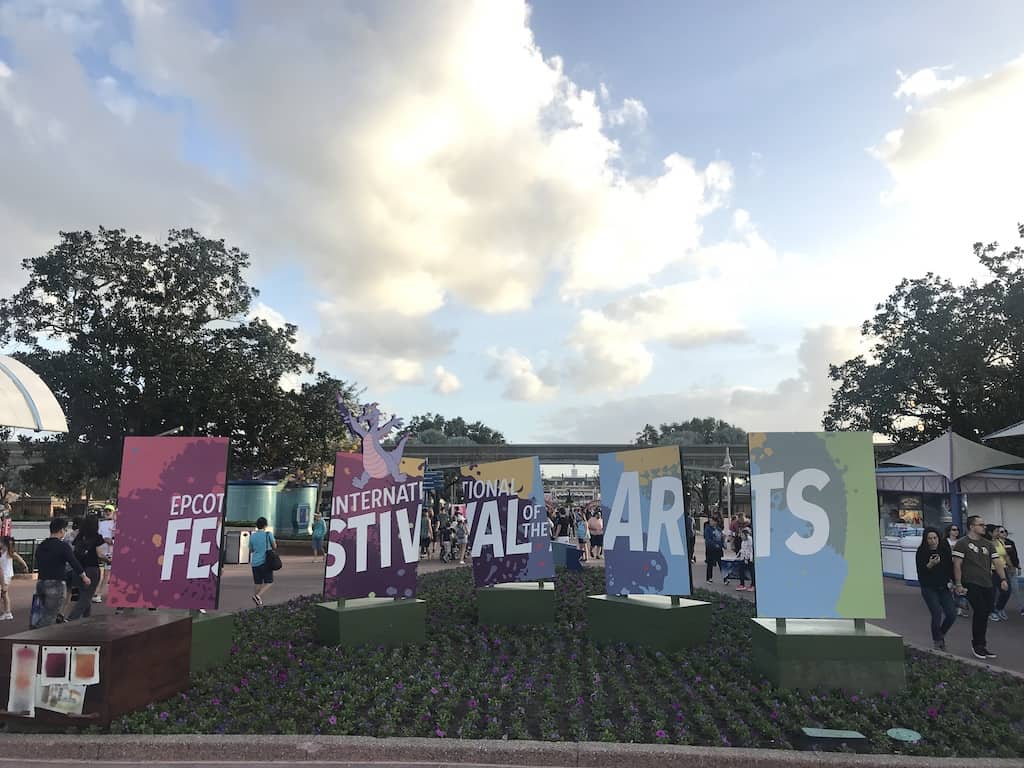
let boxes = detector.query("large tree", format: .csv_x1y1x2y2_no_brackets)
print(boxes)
407,413,506,444
0,228,357,491
824,224,1024,449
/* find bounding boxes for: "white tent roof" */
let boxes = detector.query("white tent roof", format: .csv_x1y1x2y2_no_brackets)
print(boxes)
0,356,68,432
883,430,1024,481
983,420,1024,441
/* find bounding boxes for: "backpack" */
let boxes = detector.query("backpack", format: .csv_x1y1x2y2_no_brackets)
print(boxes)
72,533,93,563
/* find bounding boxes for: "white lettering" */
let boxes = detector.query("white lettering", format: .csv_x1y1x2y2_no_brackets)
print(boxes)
605,472,643,551
505,498,531,556
785,468,830,556
186,517,219,579
161,519,191,581
470,500,504,558
647,476,686,554
325,518,347,578
751,471,785,558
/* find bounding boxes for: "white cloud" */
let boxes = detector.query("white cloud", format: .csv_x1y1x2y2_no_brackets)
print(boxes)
542,325,864,441
608,97,648,129
567,281,749,391
0,0,741,381
871,54,1024,249
486,347,557,401
894,66,966,100
433,365,461,395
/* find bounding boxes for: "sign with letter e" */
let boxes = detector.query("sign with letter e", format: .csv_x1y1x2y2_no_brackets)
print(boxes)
748,432,884,619
108,436,230,610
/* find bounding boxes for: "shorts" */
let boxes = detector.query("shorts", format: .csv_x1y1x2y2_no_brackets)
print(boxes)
252,561,274,585
311,536,324,553
591,534,604,547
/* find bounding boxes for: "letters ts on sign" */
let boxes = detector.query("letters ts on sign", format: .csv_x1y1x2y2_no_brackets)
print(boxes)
747,432,885,620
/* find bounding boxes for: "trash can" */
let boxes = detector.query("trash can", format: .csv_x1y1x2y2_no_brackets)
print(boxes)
881,536,902,578
224,530,251,564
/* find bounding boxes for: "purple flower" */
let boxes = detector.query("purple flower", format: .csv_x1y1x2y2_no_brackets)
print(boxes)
395,682,404,691
926,706,940,720
430,687,439,695
328,715,337,726
655,729,668,739
159,711,169,721
850,695,860,703
435,727,446,737
468,698,478,708
211,697,221,706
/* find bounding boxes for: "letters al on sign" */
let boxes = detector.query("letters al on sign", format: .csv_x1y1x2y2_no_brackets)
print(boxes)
598,446,692,597
108,436,230,610
748,432,885,619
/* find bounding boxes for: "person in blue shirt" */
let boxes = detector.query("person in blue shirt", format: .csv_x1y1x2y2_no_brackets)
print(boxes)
311,513,327,562
249,517,276,606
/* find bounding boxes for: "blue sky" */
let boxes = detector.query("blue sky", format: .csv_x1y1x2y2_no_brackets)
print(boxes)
1,1,1022,442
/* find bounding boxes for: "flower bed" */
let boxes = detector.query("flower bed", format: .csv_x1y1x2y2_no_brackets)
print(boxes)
112,568,1024,756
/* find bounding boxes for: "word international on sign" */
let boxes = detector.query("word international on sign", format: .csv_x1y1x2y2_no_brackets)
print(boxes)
605,473,687,554
751,469,830,557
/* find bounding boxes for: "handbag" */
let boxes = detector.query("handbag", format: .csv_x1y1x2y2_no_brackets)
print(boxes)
264,533,282,571
30,593,44,629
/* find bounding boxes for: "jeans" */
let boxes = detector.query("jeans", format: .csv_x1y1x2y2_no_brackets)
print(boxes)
706,547,723,580
67,566,100,620
739,560,755,587
992,572,1013,611
919,585,956,641
965,583,995,649
34,579,66,628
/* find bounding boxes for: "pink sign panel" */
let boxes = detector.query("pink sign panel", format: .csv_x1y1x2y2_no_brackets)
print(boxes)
108,436,229,610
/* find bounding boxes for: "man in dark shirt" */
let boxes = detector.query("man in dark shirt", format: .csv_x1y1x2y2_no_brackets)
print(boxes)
953,515,1008,659
33,518,89,628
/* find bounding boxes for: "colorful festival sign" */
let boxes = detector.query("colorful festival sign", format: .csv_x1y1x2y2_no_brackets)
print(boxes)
324,403,425,600
461,457,552,587
598,446,692,596
748,431,884,619
108,436,230,610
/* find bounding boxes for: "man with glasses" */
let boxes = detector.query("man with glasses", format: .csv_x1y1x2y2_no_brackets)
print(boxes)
952,516,1010,659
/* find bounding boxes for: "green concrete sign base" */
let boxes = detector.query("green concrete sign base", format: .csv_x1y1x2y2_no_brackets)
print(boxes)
190,612,235,674
477,581,555,626
586,594,711,651
315,597,426,647
751,618,905,692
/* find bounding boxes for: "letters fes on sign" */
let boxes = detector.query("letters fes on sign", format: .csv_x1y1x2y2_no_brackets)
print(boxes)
108,436,230,611
748,432,885,620
598,445,692,597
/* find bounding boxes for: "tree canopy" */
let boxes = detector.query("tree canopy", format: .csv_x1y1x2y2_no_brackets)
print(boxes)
0,228,359,495
824,224,1024,449
634,417,746,447
406,413,506,445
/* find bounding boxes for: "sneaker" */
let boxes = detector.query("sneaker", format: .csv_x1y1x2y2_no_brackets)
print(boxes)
998,610,1008,621
972,646,988,659
933,639,946,651
91,595,103,604
983,649,998,659
735,585,747,591
957,608,969,617
251,594,263,607
0,612,12,620
989,612,1001,622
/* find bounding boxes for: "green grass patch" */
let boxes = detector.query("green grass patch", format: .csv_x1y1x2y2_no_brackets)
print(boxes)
111,567,1024,756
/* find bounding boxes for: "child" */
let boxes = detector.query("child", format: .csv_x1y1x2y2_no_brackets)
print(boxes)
0,537,27,620
440,523,454,563
456,518,469,564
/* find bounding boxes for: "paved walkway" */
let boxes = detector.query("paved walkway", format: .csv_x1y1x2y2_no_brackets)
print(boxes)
5,539,1022,675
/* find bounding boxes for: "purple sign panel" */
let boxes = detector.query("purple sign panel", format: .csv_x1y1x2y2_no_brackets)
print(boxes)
323,451,426,600
461,457,553,588
108,436,229,610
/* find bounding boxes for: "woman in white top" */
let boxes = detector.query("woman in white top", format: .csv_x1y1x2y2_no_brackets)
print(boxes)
0,536,28,620
736,528,755,592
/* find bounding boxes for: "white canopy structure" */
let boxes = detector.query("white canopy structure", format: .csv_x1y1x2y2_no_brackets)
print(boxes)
0,356,68,432
883,430,1024,481
983,420,1024,442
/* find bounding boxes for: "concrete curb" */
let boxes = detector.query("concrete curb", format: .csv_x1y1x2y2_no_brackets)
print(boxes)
0,735,1020,767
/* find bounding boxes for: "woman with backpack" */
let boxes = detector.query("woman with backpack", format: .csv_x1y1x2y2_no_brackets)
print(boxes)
249,517,277,607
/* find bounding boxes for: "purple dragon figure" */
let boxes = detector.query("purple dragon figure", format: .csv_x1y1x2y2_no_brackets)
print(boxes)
337,395,411,489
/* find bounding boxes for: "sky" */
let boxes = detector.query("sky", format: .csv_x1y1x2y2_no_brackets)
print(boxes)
1,0,1022,443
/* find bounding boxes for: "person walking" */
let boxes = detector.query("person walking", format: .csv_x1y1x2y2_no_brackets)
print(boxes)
736,527,755,592
311,513,327,562
988,524,1018,621
0,537,27,621
94,505,116,604
248,517,276,607
916,527,956,649
576,512,590,562
587,511,604,559
704,517,724,582
455,517,469,565
953,515,1009,659
33,518,89,627
67,515,106,620
945,524,968,617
